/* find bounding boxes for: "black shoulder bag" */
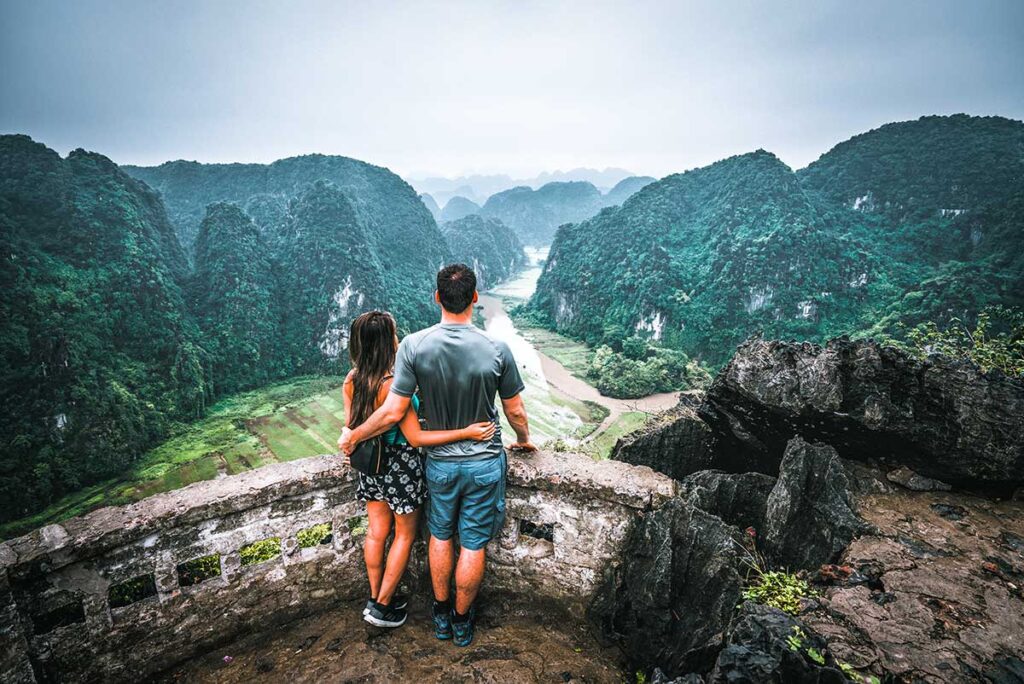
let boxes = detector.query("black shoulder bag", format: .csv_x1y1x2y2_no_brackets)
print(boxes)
349,436,388,475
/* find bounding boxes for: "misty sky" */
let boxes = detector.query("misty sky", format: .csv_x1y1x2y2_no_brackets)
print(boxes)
2,0,1022,179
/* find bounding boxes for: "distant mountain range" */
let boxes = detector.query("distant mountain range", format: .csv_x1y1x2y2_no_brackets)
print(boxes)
408,167,637,205
423,176,657,245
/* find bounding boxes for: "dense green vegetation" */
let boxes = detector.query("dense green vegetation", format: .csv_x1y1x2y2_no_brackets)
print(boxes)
442,215,528,289
481,181,605,245
889,305,1024,377
124,153,450,332
589,341,711,399
1,138,450,524
190,203,283,396
0,376,345,539
531,115,1024,370
439,195,481,223
0,135,207,524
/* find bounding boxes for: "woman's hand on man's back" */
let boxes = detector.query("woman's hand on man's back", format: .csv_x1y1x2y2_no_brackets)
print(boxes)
463,421,496,442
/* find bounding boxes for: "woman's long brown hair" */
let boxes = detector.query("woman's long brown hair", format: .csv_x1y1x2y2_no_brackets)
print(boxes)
347,311,398,428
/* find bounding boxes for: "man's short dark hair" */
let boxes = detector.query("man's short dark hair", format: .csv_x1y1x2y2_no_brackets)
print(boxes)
437,263,477,313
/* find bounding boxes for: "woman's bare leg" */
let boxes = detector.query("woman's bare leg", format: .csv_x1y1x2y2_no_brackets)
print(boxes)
364,501,393,600
377,508,420,606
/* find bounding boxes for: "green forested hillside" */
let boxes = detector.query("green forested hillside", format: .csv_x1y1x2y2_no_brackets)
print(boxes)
531,151,870,364
278,181,387,373
124,154,450,332
0,135,207,522
480,181,604,245
602,176,656,207
798,114,1024,332
190,203,283,397
1,140,451,523
530,115,1024,367
439,195,480,223
441,215,528,289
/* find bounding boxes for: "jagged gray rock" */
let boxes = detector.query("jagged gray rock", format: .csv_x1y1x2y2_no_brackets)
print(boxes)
612,406,722,480
679,470,777,533
589,497,747,677
763,438,870,570
708,603,847,684
885,466,952,492
700,337,1024,492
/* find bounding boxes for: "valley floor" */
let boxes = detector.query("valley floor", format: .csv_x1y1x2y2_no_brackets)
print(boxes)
4,260,673,540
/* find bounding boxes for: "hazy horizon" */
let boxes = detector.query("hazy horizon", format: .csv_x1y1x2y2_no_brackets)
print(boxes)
2,0,1022,179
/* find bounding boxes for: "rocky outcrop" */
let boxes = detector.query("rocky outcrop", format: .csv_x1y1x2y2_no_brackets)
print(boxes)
612,406,721,480
763,438,872,570
589,497,747,676
708,603,847,683
701,337,1024,492
679,470,776,533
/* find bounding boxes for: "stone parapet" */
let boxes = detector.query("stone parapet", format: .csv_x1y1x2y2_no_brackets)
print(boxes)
0,450,675,682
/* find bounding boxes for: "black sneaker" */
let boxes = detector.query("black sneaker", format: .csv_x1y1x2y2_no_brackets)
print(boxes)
432,601,453,640
364,593,407,616
452,605,475,647
364,601,408,628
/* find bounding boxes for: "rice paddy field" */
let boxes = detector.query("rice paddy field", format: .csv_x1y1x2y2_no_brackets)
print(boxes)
0,376,347,540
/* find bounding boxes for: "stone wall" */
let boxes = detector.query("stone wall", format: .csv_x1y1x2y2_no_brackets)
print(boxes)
0,451,675,683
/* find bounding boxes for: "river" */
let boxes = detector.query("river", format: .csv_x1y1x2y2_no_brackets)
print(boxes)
478,247,680,448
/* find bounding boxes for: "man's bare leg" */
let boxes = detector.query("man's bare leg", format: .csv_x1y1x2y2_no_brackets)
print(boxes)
429,535,455,602
454,547,486,614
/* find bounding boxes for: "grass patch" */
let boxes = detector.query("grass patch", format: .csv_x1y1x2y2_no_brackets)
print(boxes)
297,522,332,548
177,553,221,587
587,411,649,459
743,570,813,615
515,323,594,382
109,574,157,608
1,376,345,540
346,515,369,537
240,538,281,566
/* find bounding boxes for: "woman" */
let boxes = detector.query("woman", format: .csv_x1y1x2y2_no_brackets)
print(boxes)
343,311,494,629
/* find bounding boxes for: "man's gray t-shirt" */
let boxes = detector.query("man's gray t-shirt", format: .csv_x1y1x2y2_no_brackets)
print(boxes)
391,323,525,460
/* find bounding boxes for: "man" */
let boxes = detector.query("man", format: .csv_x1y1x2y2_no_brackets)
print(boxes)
339,263,536,647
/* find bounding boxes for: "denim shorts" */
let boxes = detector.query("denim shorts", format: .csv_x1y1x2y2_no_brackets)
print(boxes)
424,451,507,551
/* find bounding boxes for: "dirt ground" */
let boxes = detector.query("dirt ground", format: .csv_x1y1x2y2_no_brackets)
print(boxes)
805,485,1024,682
160,597,626,683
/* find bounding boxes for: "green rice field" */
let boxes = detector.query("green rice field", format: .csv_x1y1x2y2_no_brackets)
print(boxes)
1,376,347,540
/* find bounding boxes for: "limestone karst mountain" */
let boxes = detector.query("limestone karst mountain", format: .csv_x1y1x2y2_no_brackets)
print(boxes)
531,115,1024,365
441,215,528,289
189,203,282,397
438,195,480,223
601,175,656,207
419,192,441,221
531,150,866,364
123,154,449,332
0,135,206,522
480,180,604,245
1,142,449,524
